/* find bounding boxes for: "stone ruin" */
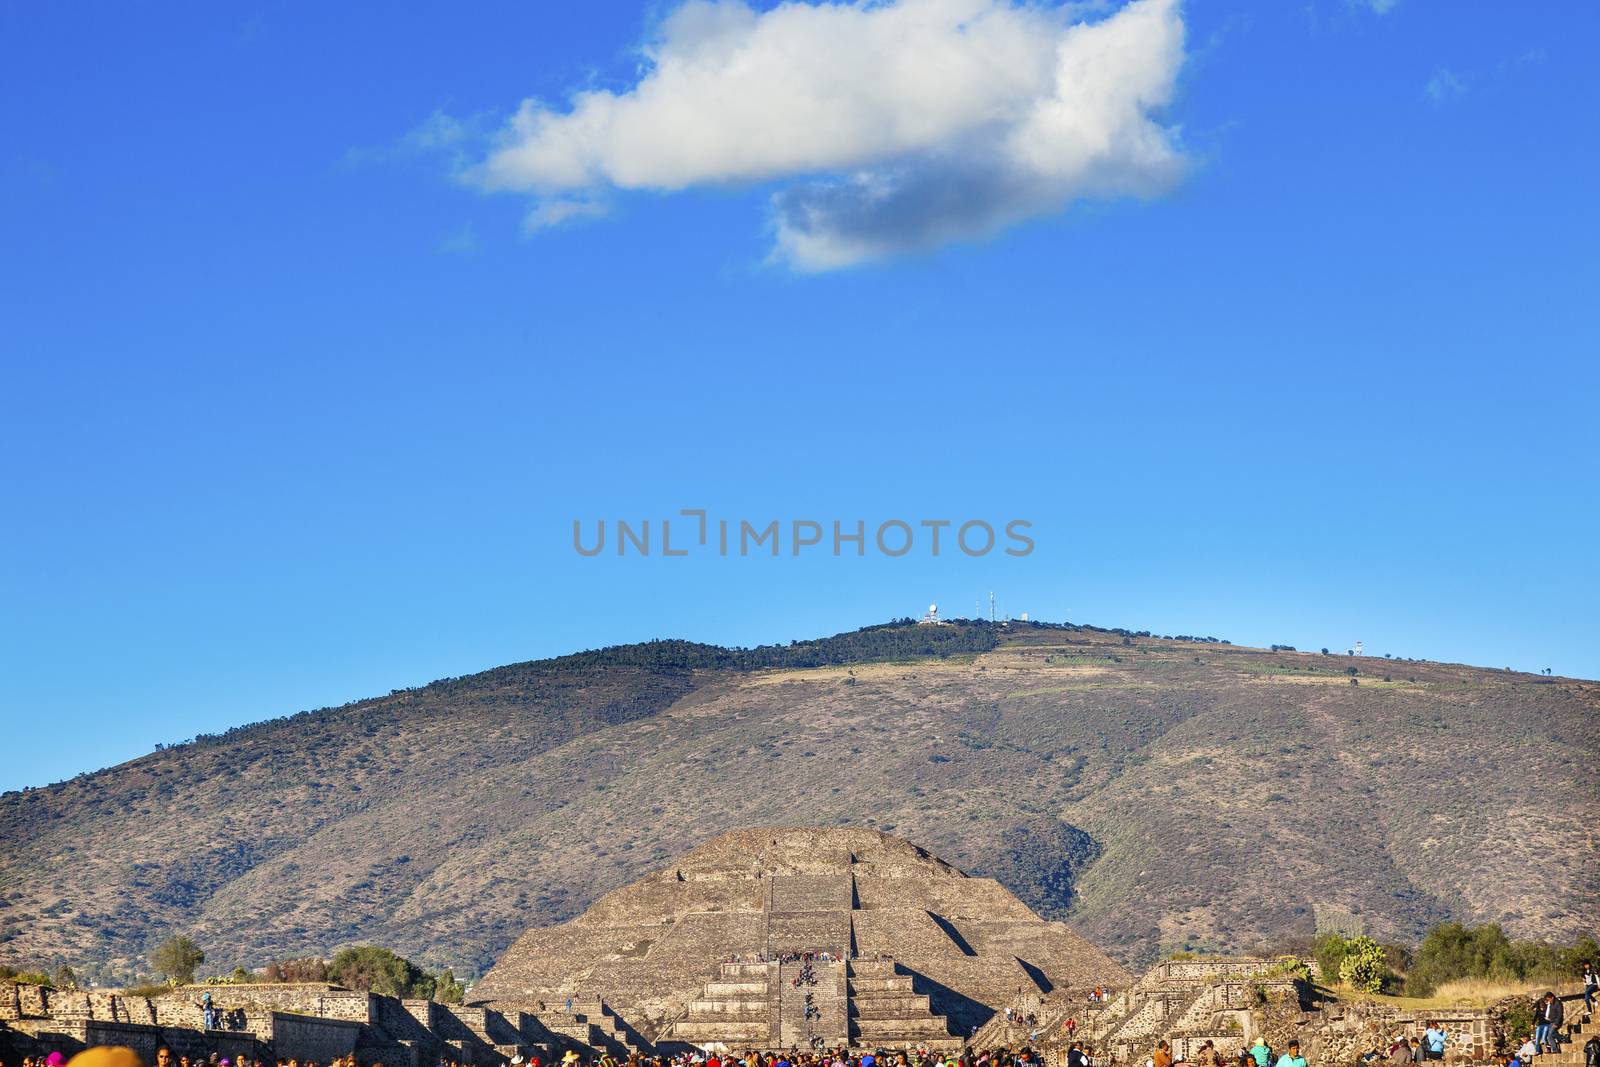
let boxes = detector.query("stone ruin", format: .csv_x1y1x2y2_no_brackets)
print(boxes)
5,827,1560,1066
470,827,1132,1051
0,980,497,1066
1049,958,1573,1067
0,828,1130,1064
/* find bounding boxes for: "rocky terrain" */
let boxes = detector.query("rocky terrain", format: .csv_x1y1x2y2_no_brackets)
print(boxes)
2,621,1595,983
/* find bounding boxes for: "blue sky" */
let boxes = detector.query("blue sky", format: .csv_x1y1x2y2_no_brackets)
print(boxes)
3,0,1597,793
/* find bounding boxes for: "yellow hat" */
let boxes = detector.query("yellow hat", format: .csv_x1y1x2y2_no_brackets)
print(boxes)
69,1049,145,1067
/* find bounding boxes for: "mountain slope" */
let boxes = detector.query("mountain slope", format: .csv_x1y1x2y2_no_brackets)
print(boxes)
2,622,1595,982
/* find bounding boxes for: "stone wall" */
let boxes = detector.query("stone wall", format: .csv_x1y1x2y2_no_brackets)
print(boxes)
0,982,560,1067
269,1013,364,1062
1058,961,1536,1067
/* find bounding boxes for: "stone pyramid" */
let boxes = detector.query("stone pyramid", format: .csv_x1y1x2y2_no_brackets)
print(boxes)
472,827,1130,1047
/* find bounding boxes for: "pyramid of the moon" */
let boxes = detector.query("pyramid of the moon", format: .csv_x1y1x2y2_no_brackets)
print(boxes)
472,827,1131,1049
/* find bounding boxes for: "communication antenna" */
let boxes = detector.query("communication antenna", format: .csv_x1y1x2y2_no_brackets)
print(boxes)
989,591,996,623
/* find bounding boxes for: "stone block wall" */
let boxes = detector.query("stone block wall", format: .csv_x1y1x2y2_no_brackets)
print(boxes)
270,1012,364,1062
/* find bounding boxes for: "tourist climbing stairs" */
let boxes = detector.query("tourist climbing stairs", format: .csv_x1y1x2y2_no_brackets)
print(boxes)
1537,994,1595,1067
776,959,847,1048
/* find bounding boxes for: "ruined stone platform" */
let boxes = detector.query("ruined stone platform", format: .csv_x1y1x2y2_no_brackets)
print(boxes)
471,827,1131,1049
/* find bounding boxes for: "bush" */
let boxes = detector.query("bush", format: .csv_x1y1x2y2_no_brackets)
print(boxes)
1338,936,1390,993
1500,1000,1535,1048
264,957,330,983
327,946,462,1001
1314,933,1354,982
10,971,54,988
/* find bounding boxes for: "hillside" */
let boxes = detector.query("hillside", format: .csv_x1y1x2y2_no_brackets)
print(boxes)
1,621,1595,984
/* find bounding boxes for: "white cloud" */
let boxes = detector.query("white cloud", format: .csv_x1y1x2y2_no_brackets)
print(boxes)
1424,67,1467,104
1357,0,1400,13
524,196,610,231
470,0,1188,269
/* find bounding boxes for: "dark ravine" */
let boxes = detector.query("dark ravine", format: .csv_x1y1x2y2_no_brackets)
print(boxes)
2,620,1595,985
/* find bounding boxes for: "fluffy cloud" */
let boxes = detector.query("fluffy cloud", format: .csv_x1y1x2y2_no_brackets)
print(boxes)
472,0,1188,269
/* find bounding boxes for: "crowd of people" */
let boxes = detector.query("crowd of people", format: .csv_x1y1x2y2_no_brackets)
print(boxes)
566,1048,1045,1067
1138,1037,1309,1067
501,1049,1046,1067
722,952,846,966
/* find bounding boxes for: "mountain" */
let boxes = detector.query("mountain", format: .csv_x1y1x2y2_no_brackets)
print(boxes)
2,620,1595,984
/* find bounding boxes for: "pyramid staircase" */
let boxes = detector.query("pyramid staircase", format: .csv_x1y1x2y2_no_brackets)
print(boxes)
846,960,961,1050
1098,984,1208,1059
669,963,775,1046
539,998,652,1056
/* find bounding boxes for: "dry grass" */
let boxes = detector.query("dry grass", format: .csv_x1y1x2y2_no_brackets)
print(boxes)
1330,977,1576,1008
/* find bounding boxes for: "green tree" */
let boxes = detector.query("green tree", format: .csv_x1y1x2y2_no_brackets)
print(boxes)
1312,932,1353,983
432,968,466,1004
53,966,78,990
1406,924,1599,995
1337,936,1389,992
329,946,427,997
151,935,206,985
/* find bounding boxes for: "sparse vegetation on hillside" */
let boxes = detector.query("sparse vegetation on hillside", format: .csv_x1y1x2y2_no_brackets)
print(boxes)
2,622,1594,982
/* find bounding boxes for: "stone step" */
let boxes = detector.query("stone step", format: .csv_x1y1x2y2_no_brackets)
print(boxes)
850,977,917,993
853,1006,937,1021
685,999,769,1015
705,982,769,997
849,961,899,976
852,1017,954,1037
670,1020,772,1042
850,994,931,1013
